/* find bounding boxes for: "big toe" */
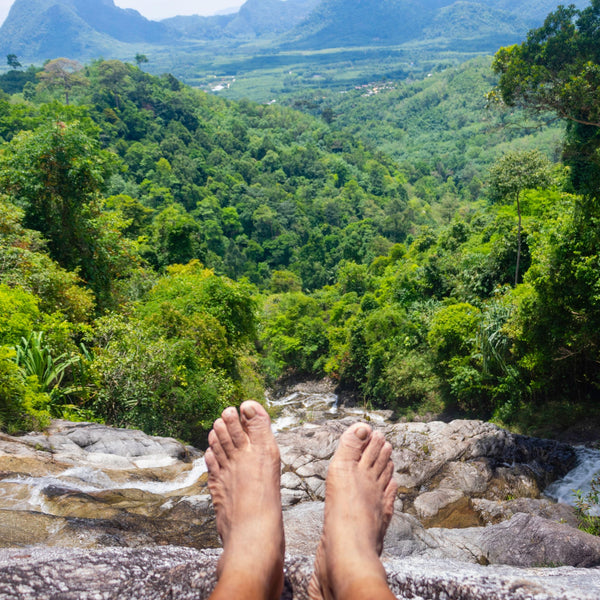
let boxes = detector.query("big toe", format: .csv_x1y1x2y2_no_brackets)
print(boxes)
335,422,372,463
240,400,274,444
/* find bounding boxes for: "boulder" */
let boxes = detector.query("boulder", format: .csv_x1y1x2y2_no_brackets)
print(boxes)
480,513,600,568
20,420,196,468
417,512,600,568
472,497,578,527
0,418,587,571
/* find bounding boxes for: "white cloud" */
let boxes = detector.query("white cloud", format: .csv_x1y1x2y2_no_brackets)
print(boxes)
0,0,244,26
114,0,243,20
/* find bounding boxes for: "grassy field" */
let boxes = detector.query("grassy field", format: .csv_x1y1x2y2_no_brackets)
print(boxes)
141,39,500,102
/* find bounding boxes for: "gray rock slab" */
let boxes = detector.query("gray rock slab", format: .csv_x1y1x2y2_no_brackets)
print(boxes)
0,547,598,599
387,556,600,600
481,513,600,568
22,421,188,461
473,497,578,527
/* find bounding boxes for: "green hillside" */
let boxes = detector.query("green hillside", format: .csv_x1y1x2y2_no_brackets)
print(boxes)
282,56,564,206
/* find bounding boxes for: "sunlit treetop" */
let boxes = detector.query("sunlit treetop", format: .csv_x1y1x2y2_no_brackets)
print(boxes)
491,0,600,128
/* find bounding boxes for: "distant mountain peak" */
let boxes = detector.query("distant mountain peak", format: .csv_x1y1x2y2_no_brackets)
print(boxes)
0,0,171,61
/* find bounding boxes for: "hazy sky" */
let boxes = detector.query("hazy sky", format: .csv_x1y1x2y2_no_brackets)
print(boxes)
0,0,244,25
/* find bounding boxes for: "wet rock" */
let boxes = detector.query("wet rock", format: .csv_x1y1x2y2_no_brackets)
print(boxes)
0,422,212,552
0,505,220,550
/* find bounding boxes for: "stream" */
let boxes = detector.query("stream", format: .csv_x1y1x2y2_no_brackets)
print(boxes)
0,388,598,528
268,388,390,432
545,446,600,510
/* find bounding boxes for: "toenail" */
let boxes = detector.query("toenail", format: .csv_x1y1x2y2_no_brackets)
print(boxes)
355,425,369,440
223,407,237,419
242,403,256,419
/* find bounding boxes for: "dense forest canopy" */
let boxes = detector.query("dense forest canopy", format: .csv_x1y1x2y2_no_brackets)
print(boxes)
1,0,599,445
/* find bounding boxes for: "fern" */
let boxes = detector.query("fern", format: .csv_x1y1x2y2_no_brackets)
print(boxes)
14,332,81,400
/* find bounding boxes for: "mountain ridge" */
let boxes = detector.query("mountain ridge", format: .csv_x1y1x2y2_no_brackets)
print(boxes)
0,0,170,59
0,0,592,72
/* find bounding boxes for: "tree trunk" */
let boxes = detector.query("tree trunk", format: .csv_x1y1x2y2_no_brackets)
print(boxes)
515,191,521,286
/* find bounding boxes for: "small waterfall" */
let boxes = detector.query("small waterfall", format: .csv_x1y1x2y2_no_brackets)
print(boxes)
269,390,338,432
268,387,392,432
545,446,600,509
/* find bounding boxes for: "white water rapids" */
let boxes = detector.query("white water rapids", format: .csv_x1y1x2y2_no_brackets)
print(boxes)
545,446,600,510
0,458,208,514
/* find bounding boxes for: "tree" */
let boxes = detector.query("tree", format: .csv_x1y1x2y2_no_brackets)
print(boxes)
491,0,600,196
6,54,21,70
491,0,600,127
512,193,600,405
37,58,88,105
135,53,149,67
0,121,133,306
97,60,132,109
488,150,551,285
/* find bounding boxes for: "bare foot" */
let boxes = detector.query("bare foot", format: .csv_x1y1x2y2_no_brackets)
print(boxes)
205,401,284,600
309,423,397,600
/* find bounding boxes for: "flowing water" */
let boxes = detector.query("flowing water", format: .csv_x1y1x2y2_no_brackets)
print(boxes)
0,457,208,514
545,446,600,511
268,389,390,432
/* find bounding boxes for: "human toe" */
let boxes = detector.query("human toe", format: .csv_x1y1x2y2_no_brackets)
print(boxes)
208,429,227,466
213,417,235,457
221,406,247,448
335,423,372,463
373,441,393,478
361,430,386,468
205,447,220,475
240,400,274,444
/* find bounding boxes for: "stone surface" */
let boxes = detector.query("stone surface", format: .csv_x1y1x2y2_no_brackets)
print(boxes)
0,422,215,550
416,512,600,568
481,513,600,568
473,497,578,527
0,417,588,574
277,417,576,526
20,420,196,468
0,547,598,599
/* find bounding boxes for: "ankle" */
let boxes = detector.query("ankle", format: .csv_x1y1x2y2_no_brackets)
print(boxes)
330,559,389,600
335,572,393,600
215,564,284,600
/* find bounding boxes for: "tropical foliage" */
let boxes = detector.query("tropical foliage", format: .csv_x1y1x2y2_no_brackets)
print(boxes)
1,5,599,445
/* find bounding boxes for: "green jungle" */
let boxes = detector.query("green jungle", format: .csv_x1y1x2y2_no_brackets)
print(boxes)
1,0,600,447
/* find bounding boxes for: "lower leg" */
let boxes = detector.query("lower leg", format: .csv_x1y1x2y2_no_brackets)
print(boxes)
206,401,285,600
310,423,397,600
